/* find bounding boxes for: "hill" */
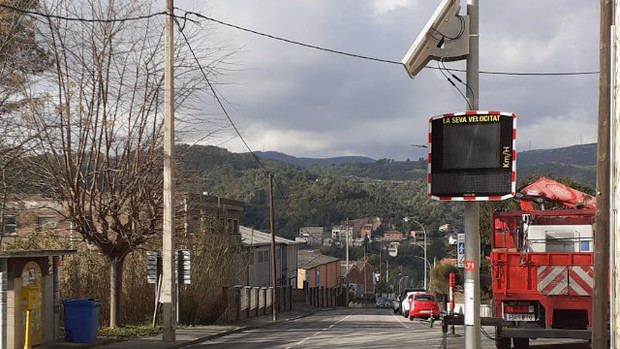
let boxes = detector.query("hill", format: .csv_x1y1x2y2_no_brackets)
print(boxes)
252,151,375,168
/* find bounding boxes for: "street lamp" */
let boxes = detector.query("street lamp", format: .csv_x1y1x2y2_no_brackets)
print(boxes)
411,256,432,290
403,217,427,290
398,275,409,295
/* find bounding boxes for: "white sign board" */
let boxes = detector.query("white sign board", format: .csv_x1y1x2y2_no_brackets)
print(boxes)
457,233,465,268
464,280,475,326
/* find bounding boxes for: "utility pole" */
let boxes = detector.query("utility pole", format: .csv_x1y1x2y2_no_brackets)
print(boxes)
593,1,612,348
345,217,349,306
345,218,349,273
162,0,176,342
611,1,620,346
464,1,480,348
269,174,277,321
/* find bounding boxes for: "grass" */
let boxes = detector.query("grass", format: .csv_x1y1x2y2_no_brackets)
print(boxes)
50,324,162,348
97,324,162,339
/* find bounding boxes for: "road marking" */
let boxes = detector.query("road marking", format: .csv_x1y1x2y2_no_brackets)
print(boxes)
392,313,410,328
285,314,351,348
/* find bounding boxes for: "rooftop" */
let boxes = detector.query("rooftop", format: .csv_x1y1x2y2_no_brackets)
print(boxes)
240,226,299,247
298,250,339,269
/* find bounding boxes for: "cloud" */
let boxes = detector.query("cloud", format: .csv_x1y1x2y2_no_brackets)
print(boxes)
176,0,599,160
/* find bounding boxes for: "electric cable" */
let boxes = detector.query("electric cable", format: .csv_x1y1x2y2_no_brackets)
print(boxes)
179,7,599,77
174,18,265,172
437,61,473,110
175,18,290,202
440,60,476,108
0,3,190,24
1,3,599,76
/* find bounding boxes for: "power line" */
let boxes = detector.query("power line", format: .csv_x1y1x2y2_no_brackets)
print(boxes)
0,3,174,24
175,19,263,170
179,8,599,77
0,3,200,26
179,9,401,66
1,3,599,77
175,18,291,201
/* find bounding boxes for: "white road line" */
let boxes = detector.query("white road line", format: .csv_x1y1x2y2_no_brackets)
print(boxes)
285,314,351,348
393,313,410,328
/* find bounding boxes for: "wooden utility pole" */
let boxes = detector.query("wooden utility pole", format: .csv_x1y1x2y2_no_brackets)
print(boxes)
269,174,277,321
593,1,612,348
162,0,176,342
345,217,349,306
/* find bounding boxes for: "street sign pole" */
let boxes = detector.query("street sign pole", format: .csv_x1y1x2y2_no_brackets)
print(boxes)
464,1,480,348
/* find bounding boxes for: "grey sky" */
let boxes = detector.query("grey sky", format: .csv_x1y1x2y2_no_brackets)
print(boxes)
175,0,599,160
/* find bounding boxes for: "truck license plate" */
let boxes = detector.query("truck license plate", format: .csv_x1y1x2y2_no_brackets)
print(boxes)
504,313,536,321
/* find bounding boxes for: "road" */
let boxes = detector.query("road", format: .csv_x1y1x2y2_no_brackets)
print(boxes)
187,308,591,349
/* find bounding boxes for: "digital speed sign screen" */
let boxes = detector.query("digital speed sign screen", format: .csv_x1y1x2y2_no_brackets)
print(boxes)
428,111,516,200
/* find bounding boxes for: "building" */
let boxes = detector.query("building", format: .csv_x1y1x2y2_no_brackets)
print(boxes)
360,224,373,239
331,225,352,241
239,226,300,287
297,250,340,288
298,226,325,247
1,192,245,249
0,195,73,249
343,261,374,295
182,193,244,235
410,230,425,242
383,231,404,242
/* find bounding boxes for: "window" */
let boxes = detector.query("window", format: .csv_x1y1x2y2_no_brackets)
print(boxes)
2,215,16,235
37,215,57,230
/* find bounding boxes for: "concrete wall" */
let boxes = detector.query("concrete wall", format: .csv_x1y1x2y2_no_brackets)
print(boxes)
223,285,293,322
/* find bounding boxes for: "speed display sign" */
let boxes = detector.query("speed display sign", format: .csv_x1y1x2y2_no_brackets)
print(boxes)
427,111,516,201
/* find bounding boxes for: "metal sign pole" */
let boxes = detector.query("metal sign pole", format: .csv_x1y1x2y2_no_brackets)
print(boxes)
464,1,480,348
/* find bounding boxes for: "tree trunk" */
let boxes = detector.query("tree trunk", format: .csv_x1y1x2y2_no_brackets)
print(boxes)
109,255,125,329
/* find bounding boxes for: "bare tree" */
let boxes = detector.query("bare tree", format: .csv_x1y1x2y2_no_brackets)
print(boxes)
0,0,51,241
25,0,219,328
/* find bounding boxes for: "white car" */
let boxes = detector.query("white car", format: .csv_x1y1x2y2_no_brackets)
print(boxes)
400,289,427,318
401,293,414,318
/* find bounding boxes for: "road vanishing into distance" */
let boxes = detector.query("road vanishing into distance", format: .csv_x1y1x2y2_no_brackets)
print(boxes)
186,308,591,349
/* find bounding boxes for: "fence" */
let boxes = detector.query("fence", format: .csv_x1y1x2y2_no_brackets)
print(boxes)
223,285,293,322
302,286,346,308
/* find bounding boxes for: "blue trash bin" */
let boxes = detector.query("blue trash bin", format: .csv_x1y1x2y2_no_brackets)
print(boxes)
63,299,100,343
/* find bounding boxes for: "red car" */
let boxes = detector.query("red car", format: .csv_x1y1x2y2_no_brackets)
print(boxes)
408,293,440,320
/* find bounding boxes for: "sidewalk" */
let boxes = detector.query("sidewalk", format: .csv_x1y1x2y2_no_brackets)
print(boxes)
92,305,317,349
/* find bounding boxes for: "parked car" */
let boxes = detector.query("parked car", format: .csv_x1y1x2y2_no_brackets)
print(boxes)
408,293,440,320
375,296,390,308
401,293,414,318
399,289,426,318
392,298,401,313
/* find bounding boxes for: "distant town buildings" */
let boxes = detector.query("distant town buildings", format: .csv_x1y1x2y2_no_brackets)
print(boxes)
298,226,325,247
383,231,404,242
331,225,352,241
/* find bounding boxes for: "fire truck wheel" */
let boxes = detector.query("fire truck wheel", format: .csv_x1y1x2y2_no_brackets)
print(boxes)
495,336,510,349
513,337,530,349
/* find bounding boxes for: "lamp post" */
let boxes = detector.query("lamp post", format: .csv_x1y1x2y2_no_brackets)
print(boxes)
398,275,409,295
403,217,427,290
412,256,432,289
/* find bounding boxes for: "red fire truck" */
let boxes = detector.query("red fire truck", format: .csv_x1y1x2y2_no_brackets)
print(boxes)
490,177,597,349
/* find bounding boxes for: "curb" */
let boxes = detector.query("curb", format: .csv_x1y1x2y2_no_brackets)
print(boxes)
166,311,317,349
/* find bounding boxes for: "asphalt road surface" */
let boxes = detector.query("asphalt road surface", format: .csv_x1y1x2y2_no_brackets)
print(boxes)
187,308,591,349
